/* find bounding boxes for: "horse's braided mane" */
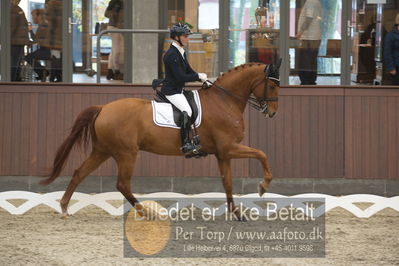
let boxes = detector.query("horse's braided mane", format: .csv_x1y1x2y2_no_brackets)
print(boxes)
215,62,265,83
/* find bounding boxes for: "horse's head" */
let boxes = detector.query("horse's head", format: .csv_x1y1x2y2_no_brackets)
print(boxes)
252,58,281,118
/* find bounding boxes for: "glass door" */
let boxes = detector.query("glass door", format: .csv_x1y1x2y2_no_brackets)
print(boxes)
71,0,125,83
349,0,399,85
8,0,63,82
350,0,377,84
10,0,126,83
0,1,3,81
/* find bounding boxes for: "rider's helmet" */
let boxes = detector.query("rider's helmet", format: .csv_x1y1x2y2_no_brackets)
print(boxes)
170,22,192,39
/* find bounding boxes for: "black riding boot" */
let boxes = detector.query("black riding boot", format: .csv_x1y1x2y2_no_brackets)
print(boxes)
106,69,114,80
180,111,199,155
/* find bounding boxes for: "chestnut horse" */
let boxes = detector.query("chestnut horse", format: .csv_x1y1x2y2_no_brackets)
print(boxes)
41,61,281,218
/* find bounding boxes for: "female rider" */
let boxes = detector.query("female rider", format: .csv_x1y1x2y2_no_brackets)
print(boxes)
162,22,209,155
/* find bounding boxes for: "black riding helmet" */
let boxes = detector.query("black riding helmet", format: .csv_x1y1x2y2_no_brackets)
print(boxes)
170,22,192,46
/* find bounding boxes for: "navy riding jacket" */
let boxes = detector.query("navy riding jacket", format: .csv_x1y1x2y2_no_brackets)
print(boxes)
384,26,399,72
161,44,200,96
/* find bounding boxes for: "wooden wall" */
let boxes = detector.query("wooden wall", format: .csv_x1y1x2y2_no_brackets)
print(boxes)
249,88,344,179
0,83,398,179
344,89,399,179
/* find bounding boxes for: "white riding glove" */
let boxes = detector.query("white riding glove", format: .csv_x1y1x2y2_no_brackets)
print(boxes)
198,73,208,82
204,80,212,88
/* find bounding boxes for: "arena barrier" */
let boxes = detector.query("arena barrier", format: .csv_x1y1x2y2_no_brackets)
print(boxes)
1,191,398,218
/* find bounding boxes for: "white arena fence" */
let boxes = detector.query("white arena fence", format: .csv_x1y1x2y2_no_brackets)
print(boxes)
0,191,398,218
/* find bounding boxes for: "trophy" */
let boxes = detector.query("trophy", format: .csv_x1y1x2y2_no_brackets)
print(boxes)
255,0,268,28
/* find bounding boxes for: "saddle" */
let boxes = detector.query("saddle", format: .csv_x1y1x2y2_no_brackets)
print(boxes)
152,79,199,126
152,79,207,159
154,90,199,126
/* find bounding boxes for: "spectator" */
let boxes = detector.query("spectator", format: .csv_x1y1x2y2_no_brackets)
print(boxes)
295,0,322,85
25,8,51,82
10,0,30,81
44,0,63,82
105,0,124,80
384,13,399,85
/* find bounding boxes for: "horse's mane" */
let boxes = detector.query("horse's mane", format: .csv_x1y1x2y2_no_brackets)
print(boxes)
215,62,265,83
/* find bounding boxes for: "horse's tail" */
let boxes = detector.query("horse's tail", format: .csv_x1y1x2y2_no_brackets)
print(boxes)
40,105,103,185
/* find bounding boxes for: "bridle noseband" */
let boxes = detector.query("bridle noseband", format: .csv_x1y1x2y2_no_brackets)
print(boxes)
247,67,280,113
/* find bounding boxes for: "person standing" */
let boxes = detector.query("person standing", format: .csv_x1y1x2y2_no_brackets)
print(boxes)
45,0,63,82
10,0,30,81
105,0,124,80
295,0,322,85
384,13,399,86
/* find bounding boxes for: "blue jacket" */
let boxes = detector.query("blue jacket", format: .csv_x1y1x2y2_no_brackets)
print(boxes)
162,45,199,95
384,26,399,71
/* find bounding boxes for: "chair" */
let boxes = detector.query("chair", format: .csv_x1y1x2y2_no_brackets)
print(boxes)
325,39,341,58
31,58,52,82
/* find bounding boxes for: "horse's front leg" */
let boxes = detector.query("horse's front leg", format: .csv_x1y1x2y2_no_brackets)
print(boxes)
227,144,273,197
216,157,244,220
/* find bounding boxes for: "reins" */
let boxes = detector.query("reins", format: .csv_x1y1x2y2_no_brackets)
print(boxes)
204,76,279,113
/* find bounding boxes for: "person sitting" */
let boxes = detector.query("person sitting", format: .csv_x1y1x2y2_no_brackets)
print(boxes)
11,0,30,81
25,8,51,81
162,22,209,155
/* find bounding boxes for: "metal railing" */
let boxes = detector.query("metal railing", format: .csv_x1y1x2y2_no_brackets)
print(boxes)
96,29,170,83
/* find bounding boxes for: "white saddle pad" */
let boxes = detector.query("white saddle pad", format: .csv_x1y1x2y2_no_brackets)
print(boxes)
151,90,202,129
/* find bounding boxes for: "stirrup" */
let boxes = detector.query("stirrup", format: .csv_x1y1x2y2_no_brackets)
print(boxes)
181,143,201,155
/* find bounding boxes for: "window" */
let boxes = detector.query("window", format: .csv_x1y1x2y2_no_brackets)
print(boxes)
163,0,220,80
289,0,342,85
229,0,281,68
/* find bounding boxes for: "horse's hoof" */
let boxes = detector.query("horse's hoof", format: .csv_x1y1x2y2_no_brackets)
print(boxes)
61,212,70,219
258,182,267,197
236,215,248,222
232,210,248,222
136,200,167,221
143,207,157,221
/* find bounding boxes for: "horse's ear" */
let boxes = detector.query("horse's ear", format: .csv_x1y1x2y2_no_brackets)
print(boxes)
276,58,282,69
264,64,271,76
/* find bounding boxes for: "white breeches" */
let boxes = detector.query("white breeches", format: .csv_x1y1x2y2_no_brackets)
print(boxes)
165,92,192,117
107,26,124,70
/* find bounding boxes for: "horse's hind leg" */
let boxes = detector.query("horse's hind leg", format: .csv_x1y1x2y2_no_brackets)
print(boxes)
115,153,143,214
60,149,109,216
